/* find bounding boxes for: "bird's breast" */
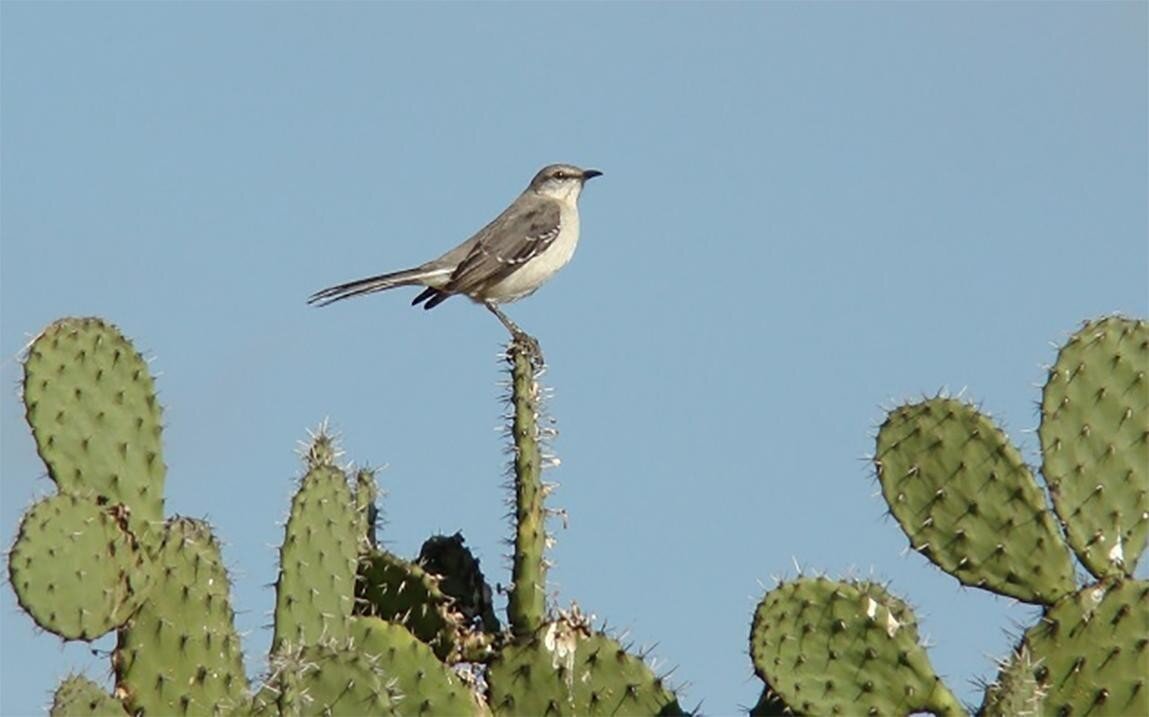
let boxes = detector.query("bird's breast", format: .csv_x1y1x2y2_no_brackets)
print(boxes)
486,205,580,302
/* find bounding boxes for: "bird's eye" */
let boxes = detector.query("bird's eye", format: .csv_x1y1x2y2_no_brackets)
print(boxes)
554,171,566,179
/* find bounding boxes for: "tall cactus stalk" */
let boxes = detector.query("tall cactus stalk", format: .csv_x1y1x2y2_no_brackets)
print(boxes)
506,338,548,637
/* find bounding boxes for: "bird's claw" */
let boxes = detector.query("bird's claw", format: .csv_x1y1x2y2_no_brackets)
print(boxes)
510,329,544,368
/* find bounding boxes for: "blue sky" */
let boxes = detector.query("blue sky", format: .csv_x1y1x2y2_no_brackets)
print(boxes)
2,2,1145,714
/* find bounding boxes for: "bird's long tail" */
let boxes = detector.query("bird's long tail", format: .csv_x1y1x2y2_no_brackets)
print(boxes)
308,266,451,306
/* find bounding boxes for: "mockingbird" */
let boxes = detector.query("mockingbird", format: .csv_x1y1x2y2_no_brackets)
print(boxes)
308,163,602,342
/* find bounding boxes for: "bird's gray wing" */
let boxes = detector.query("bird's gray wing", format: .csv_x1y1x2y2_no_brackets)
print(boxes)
444,195,562,294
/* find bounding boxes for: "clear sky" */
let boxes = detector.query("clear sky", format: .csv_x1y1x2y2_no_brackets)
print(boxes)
2,3,1146,715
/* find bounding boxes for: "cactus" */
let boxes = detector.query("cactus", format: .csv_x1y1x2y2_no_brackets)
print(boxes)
505,337,550,637
268,642,400,716
750,316,1147,715
22,317,165,524
875,398,1077,603
356,547,464,662
1013,577,1148,715
487,610,684,716
11,317,695,717
977,647,1046,717
355,467,381,549
9,493,151,640
747,686,788,716
272,450,360,653
749,577,963,716
113,517,248,716
49,675,129,717
1041,316,1149,578
351,616,483,716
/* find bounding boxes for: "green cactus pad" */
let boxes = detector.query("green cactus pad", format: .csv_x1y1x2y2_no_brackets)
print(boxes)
272,461,359,653
487,613,684,716
750,577,964,716
978,647,1047,717
114,517,248,716
418,533,499,634
9,493,151,640
875,397,1077,604
271,643,399,716
351,616,483,715
356,548,462,662
1010,578,1148,716
1041,316,1149,578
23,317,165,523
49,674,128,717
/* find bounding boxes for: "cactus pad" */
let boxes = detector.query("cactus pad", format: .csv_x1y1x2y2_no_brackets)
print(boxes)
272,461,360,653
23,317,165,523
114,517,248,716
1041,316,1149,577
351,616,483,715
487,613,684,716
1010,578,1148,716
9,493,151,640
875,397,1076,603
49,675,128,717
978,647,1047,717
750,577,963,716
356,548,463,662
270,643,399,716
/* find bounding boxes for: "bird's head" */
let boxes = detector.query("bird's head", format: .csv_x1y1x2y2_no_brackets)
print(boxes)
528,163,603,201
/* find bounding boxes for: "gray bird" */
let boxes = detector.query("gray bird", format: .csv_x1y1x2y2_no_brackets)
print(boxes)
308,163,602,340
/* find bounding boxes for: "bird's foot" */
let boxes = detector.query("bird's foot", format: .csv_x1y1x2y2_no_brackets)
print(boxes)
486,301,545,367
510,329,544,368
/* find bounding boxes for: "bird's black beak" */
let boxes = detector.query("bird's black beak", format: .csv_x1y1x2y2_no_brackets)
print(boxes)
582,169,603,180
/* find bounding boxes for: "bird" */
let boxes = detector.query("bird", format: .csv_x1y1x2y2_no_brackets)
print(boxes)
308,163,602,343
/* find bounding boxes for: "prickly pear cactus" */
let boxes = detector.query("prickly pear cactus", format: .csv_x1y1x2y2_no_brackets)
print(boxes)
487,610,684,716
272,441,360,653
9,493,151,640
268,642,401,716
22,317,165,523
749,577,963,716
113,517,248,716
977,647,1047,717
750,315,1147,716
875,397,1077,603
505,337,550,637
351,616,484,715
12,318,691,717
355,467,380,548
1011,578,1148,715
356,547,464,662
1041,316,1149,578
49,675,128,717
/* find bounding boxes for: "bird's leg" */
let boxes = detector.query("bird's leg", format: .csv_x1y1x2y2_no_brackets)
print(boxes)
485,301,543,364
485,301,523,335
